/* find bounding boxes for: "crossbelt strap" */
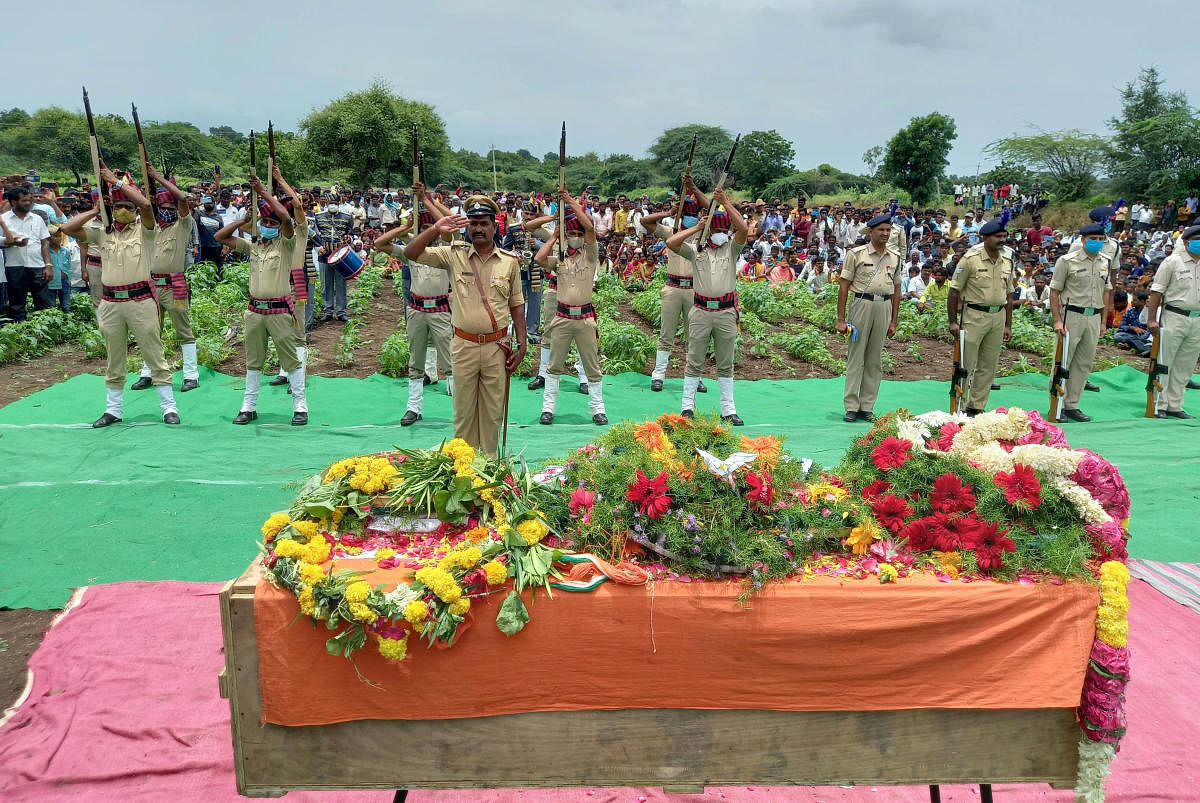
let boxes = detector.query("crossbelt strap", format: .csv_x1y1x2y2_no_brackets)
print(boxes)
467,254,499,332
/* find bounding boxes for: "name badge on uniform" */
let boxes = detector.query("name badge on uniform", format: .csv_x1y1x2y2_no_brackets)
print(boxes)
706,300,721,309
253,300,270,310
113,290,130,299
422,299,437,308
155,276,169,286
568,306,582,316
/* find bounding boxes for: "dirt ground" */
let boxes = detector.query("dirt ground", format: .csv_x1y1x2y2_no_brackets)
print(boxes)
0,609,56,714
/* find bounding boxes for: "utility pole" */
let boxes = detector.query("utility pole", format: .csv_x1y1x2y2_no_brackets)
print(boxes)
492,144,497,192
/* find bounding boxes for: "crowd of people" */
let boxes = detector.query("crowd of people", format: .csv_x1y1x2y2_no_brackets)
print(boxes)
3,161,1200,448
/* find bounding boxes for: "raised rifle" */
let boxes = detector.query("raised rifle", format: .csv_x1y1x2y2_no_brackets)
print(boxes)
1145,309,1167,418
411,124,421,234
131,103,155,206
557,122,566,263
81,87,109,229
950,327,968,414
248,129,257,239
1048,328,1071,422
698,135,740,245
267,120,277,196
672,134,697,234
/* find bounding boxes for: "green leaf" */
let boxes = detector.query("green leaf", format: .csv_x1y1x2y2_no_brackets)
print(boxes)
496,591,530,636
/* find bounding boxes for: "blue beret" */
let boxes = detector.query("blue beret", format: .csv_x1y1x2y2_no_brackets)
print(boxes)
1080,222,1105,236
866,213,892,228
1089,206,1114,223
978,219,1006,236
1183,225,1200,240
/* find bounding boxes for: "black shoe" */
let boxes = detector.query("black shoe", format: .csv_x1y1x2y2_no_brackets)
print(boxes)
528,375,545,390
651,379,663,392
400,410,421,426
130,376,153,391
92,413,121,428
579,382,588,394
180,379,199,392
163,411,180,425
857,411,875,422
991,382,1001,391
287,385,292,395
292,411,308,426
1166,410,1196,419
681,409,694,419
232,410,257,425
269,375,289,386
592,413,608,425
1188,380,1200,390
697,381,708,393
540,412,554,425
843,411,859,422
1155,411,1168,419
337,315,348,322
965,407,983,417
1085,381,1100,392
305,335,313,345
1061,408,1092,422
319,313,333,323
722,413,744,427
424,373,437,386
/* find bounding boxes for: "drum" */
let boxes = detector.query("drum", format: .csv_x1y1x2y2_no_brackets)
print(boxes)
327,246,365,280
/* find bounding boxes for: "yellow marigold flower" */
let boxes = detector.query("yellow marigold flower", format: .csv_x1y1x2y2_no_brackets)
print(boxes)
298,587,316,616
483,560,508,585
377,634,408,661
302,536,331,565
298,562,325,586
273,538,302,560
464,525,491,543
290,519,320,542
492,500,507,527
403,599,429,626
324,459,352,483
449,597,471,616
261,513,291,542
878,563,898,584
846,521,882,556
376,548,396,560
516,518,549,545
344,581,371,604
415,567,462,603
348,602,378,623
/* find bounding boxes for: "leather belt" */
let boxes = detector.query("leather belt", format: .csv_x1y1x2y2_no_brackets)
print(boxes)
454,327,507,343
101,281,154,302
967,303,1005,313
556,302,596,320
854,292,892,301
666,274,694,289
1165,304,1200,318
1066,305,1101,316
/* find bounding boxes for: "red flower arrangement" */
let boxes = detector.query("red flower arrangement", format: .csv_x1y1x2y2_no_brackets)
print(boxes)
994,463,1042,509
973,521,1017,571
930,473,976,513
870,436,914,471
744,471,774,512
626,469,672,519
933,513,983,552
860,479,892,500
871,493,914,534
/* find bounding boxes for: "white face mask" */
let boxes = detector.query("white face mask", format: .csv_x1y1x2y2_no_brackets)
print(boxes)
566,236,584,249
709,232,730,247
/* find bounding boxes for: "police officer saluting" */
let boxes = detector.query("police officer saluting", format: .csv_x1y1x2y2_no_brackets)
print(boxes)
404,196,527,457
837,212,901,422
1145,225,1200,419
1049,221,1113,422
947,217,1014,416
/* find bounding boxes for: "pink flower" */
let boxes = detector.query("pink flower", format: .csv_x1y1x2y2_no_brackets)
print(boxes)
569,484,597,524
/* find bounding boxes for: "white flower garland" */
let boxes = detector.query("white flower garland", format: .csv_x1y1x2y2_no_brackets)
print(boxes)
1074,738,1116,803
1053,477,1113,525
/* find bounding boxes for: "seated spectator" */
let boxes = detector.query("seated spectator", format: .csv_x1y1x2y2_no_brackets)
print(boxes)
767,258,795,285
1108,288,1129,330
1114,290,1151,356
801,255,831,292
917,265,951,312
901,265,925,300
1020,273,1051,314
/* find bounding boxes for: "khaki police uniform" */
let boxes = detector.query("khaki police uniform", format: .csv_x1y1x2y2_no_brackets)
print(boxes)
1151,249,1200,413
414,241,523,457
677,237,740,416
840,243,901,414
1051,249,1112,410
391,241,453,414
540,240,605,420
528,223,586,386
150,213,196,342
950,243,1015,411
232,233,302,374
653,222,697,355
83,217,104,307
82,222,170,388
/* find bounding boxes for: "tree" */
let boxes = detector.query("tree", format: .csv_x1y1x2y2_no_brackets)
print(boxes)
300,80,448,189
1108,67,1199,200
142,121,222,179
862,145,883,176
648,124,734,189
0,107,135,185
982,160,1034,189
597,154,655,196
983,130,1106,201
208,125,245,146
879,112,957,206
730,129,795,196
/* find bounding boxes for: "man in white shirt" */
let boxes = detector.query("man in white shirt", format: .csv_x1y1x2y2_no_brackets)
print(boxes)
1,186,53,321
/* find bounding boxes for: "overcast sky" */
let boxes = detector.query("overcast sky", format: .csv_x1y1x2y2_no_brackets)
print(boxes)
7,0,1198,178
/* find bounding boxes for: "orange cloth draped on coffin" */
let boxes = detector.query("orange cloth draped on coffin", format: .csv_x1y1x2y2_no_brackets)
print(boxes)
254,564,1098,726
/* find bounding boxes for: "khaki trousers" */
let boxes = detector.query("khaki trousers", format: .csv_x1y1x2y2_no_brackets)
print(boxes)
685,307,738,378
406,309,453,381
154,283,194,343
98,297,170,387
540,287,557,332
243,310,301,373
1158,310,1200,412
1063,311,1101,409
658,285,693,351
87,263,103,306
546,315,602,382
962,307,1005,410
451,338,507,457
843,298,890,412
